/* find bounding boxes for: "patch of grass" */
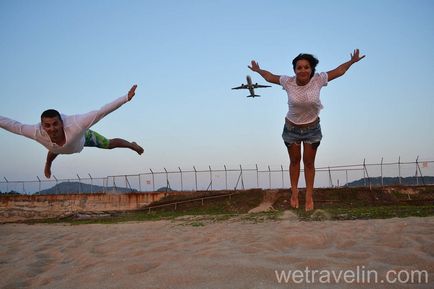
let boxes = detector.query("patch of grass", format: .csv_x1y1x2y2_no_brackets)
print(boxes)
28,207,242,226
21,188,433,225
189,221,205,227
24,191,258,225
328,205,434,220
239,211,282,223
25,205,434,225
294,205,434,221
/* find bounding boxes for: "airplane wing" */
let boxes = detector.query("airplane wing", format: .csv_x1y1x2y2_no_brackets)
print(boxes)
252,84,271,88
232,84,248,90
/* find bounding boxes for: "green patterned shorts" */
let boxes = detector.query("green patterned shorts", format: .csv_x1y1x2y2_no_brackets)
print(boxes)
84,129,110,149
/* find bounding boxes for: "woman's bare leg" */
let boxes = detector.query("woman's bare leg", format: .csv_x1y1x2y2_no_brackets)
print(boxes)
303,142,318,211
287,143,302,208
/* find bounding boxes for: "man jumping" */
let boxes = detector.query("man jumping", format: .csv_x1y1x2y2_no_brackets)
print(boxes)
0,85,144,178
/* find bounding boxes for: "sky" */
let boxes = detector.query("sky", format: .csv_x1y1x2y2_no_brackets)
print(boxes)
1,0,434,183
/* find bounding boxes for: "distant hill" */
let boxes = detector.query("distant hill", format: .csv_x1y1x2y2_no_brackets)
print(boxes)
35,181,137,195
0,191,20,195
346,176,434,187
156,186,176,192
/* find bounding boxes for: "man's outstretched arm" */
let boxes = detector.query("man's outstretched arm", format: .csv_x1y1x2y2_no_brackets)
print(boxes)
44,151,58,178
0,116,38,140
77,84,139,130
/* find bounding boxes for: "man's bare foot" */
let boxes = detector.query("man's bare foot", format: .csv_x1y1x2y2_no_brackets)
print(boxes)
290,190,299,209
305,198,314,212
132,142,144,155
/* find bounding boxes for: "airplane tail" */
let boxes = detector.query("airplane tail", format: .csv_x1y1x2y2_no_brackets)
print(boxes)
247,95,261,98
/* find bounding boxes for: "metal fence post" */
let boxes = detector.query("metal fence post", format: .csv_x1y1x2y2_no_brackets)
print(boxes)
224,165,228,190
240,165,244,190
268,165,271,189
208,166,213,191
234,165,244,190
362,159,366,187
36,176,41,194
77,174,81,194
53,175,59,194
345,170,348,187
193,166,198,191
256,164,259,188
415,156,425,186
380,157,384,187
112,176,117,192
164,168,170,191
398,156,402,185
125,175,133,191
150,169,155,192
328,167,333,187
138,174,142,192
178,167,183,191
3,177,8,193
363,159,371,190
88,173,93,194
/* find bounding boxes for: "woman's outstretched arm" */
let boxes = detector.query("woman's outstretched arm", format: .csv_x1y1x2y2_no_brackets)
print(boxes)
327,49,365,82
248,61,281,84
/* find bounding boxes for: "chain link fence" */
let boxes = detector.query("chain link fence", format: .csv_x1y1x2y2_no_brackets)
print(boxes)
1,157,433,195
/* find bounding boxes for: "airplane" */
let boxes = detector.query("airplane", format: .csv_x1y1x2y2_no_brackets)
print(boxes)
232,75,271,97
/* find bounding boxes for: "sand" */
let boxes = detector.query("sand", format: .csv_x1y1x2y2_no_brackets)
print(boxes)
0,216,433,289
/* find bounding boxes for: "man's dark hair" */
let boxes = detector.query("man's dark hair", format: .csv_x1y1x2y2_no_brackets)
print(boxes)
41,109,62,122
292,53,319,78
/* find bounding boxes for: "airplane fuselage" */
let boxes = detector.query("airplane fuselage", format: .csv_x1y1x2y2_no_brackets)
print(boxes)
246,75,255,97
246,75,258,97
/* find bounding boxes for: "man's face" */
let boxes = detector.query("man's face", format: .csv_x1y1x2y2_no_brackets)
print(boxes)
41,116,64,142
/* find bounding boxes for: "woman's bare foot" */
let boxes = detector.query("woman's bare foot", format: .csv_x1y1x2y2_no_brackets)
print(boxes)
290,189,299,209
305,198,314,212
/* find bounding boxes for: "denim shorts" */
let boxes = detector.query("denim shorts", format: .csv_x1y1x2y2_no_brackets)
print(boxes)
282,119,322,148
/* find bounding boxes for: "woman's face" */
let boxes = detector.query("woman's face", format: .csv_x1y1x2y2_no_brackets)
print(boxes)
294,59,312,85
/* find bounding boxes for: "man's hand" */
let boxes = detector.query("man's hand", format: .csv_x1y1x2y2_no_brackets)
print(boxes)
127,84,138,101
44,162,52,178
44,151,58,178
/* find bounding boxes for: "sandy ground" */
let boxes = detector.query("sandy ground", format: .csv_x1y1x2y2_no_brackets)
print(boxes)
0,216,433,289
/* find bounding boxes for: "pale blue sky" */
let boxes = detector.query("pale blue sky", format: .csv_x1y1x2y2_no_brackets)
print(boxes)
1,0,434,181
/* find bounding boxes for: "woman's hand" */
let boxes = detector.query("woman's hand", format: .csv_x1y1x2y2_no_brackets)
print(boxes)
350,49,365,64
248,60,261,72
248,60,280,84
